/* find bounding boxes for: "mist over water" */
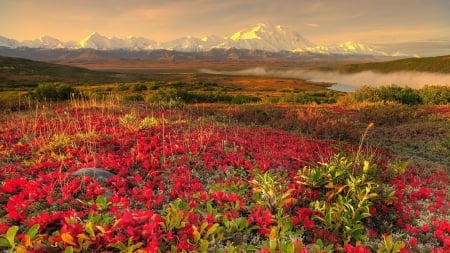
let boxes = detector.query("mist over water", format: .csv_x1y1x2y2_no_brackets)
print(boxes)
199,67,450,90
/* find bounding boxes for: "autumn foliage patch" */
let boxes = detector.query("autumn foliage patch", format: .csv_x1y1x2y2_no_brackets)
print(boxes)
0,106,448,252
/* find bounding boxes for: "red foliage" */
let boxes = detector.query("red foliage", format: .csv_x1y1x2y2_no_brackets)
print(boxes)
0,107,448,251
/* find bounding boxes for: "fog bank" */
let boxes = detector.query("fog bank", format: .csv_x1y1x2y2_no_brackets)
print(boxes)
199,67,450,89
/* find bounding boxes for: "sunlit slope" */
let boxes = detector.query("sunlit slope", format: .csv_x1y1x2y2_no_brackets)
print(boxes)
334,55,450,73
0,56,122,88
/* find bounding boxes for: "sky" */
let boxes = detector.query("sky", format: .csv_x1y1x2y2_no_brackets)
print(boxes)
1,0,450,44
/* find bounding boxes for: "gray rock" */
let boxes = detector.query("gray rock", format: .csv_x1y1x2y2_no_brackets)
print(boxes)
72,168,115,198
72,167,115,182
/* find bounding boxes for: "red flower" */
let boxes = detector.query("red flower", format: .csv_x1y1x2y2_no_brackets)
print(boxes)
343,243,371,253
368,229,377,238
409,237,417,247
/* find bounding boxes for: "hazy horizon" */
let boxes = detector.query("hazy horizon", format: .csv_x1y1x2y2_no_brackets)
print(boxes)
199,67,450,89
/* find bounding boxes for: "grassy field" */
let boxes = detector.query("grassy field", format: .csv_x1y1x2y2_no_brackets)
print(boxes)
0,55,449,252
0,99,449,252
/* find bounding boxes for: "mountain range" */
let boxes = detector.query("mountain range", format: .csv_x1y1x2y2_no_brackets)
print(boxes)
1,23,393,56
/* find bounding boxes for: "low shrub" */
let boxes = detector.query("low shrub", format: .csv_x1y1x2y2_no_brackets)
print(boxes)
353,85,449,105
358,102,418,126
131,83,148,92
419,85,450,105
30,82,77,102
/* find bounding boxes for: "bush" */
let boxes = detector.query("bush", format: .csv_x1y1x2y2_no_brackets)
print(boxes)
131,83,148,92
147,87,260,104
146,88,179,103
377,85,421,105
353,85,450,106
116,83,130,91
419,85,450,105
353,85,380,103
230,94,261,104
31,83,77,101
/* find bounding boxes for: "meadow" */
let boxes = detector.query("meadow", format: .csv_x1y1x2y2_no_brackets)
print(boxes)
0,57,449,252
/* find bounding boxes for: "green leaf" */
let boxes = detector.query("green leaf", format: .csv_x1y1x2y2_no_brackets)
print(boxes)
193,230,201,242
205,223,220,238
200,239,209,252
392,241,406,252
0,237,11,248
131,242,144,251
109,241,127,250
200,221,209,234
85,222,95,238
64,246,74,253
26,224,40,239
6,225,18,247
96,225,106,234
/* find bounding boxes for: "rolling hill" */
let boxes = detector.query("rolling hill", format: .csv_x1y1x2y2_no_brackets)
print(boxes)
0,55,126,88
333,55,450,73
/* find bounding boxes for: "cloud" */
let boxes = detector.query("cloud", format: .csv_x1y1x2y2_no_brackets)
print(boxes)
305,23,320,28
199,67,450,89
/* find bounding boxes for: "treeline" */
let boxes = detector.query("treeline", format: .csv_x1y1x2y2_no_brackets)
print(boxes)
352,85,450,105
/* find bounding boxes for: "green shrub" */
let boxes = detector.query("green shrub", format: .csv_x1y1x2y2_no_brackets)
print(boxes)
377,85,421,105
352,85,379,103
353,85,450,105
116,83,130,91
146,88,179,103
131,83,147,92
31,82,77,101
419,85,450,105
298,153,395,243
230,94,261,104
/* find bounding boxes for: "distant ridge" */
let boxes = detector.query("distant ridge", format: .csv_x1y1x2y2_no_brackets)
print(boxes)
0,55,123,86
0,23,389,56
334,55,450,73
0,46,391,67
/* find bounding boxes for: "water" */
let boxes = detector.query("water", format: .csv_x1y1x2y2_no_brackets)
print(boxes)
328,83,356,92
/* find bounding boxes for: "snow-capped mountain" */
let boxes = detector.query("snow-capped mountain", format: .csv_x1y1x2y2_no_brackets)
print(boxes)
219,23,315,51
307,41,388,56
162,36,209,51
21,35,65,49
0,36,19,48
79,32,157,50
0,23,394,56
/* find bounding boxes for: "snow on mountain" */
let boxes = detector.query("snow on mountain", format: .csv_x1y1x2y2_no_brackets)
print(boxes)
162,36,207,51
0,36,19,48
307,41,388,56
0,23,399,56
80,32,157,50
21,35,65,49
161,35,225,51
219,23,315,51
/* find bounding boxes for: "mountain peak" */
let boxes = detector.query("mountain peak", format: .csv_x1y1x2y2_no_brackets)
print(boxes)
0,23,403,56
307,40,388,56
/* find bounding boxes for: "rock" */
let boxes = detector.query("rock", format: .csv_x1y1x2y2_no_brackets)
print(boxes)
72,167,115,182
72,168,115,198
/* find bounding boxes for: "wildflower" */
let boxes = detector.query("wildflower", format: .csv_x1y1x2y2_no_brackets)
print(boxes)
409,237,417,247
